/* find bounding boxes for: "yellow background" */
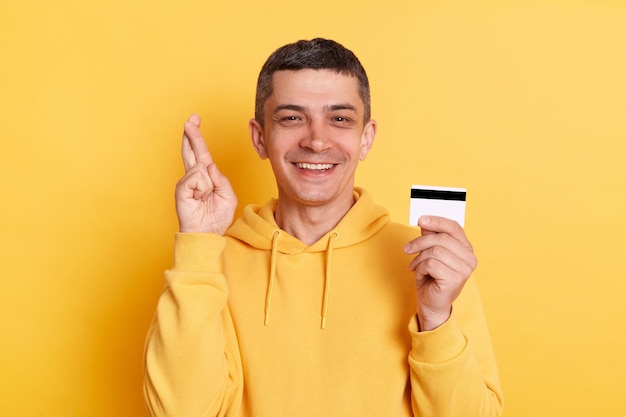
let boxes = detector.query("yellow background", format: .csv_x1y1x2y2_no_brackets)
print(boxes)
1,1,625,416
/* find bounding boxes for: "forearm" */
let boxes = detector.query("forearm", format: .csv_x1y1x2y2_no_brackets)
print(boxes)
143,233,241,417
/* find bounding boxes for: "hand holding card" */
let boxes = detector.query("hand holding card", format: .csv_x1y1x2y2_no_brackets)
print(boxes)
406,185,474,331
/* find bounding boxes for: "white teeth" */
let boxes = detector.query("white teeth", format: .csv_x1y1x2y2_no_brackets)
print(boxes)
296,163,334,170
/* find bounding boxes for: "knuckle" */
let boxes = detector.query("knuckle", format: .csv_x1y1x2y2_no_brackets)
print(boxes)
436,233,450,245
470,254,478,270
431,245,446,258
175,175,188,189
424,257,440,271
460,265,473,280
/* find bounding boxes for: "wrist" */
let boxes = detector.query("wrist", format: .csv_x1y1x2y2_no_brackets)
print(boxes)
416,308,451,332
178,220,226,235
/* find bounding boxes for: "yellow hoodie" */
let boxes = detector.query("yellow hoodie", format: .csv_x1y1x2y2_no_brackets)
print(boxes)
144,188,503,417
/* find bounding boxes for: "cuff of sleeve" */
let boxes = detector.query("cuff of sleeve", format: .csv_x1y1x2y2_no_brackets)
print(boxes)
409,312,468,364
172,233,226,272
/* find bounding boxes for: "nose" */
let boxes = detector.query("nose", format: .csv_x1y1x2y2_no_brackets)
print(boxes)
300,119,332,152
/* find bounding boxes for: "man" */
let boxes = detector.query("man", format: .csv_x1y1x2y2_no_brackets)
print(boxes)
144,38,503,417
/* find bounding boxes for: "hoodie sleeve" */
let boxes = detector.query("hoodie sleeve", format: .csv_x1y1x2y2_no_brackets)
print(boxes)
408,277,504,417
143,233,243,417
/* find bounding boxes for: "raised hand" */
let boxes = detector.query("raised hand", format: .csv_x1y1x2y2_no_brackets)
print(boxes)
175,114,237,234
404,216,478,331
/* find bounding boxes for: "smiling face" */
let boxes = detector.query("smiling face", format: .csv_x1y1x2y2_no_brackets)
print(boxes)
249,69,376,211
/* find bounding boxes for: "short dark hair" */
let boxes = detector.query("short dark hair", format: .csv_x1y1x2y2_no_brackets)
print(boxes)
254,38,371,126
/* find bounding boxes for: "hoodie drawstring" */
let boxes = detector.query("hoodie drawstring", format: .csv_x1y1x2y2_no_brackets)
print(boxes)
265,230,281,326
321,231,339,329
264,230,339,329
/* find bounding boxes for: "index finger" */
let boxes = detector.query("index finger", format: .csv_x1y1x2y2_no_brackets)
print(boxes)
182,114,213,171
418,215,472,248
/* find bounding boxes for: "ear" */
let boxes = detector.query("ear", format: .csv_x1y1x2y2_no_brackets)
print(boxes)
359,119,377,161
249,118,268,159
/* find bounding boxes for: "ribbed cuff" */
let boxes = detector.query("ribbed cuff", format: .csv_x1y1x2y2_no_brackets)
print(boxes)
409,312,467,364
172,233,225,272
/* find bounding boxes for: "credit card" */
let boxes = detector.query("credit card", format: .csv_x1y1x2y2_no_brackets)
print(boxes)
409,185,467,227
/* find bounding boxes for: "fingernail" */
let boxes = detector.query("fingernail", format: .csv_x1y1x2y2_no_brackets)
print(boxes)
419,216,430,225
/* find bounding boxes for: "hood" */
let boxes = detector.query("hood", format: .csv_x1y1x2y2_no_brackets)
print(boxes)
226,188,389,252
225,188,390,328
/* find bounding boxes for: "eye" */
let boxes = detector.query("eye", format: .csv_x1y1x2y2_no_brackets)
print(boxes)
280,113,303,121
276,114,304,126
331,115,354,126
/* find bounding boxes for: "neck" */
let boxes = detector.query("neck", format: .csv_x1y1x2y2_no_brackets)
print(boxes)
274,192,355,245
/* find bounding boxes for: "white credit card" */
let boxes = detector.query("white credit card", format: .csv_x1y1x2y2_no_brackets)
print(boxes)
409,185,467,227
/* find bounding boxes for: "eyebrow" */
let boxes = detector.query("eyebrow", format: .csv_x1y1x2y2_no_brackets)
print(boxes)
327,103,357,112
273,103,358,113
274,104,305,113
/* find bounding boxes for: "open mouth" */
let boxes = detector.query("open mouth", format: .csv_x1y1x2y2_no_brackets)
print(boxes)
295,162,335,171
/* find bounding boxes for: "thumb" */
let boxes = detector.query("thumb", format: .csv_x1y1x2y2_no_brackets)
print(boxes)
418,216,435,236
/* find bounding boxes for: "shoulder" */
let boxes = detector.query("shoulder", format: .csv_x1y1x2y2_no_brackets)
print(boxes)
378,219,419,242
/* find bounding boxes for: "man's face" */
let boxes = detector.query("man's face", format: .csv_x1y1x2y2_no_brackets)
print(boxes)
250,69,376,209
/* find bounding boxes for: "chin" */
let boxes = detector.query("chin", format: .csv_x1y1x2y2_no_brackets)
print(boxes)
290,185,352,207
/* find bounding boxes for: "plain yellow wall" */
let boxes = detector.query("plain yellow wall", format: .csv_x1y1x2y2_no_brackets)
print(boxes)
1,1,625,416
